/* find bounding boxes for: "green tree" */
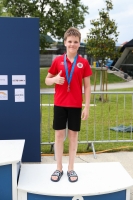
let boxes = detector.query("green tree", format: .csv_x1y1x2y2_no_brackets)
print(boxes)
86,0,120,100
3,0,89,52
0,0,11,16
0,0,5,15
86,0,120,66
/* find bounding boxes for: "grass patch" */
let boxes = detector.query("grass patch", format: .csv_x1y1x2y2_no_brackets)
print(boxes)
40,67,126,89
40,68,133,154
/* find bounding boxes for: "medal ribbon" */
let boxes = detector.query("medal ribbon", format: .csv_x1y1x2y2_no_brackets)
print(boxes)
64,54,78,86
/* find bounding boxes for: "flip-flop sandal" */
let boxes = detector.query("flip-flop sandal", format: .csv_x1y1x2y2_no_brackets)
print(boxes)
67,170,78,182
51,170,63,182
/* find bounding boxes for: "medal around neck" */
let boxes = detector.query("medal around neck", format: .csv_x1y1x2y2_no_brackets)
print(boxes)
64,54,78,92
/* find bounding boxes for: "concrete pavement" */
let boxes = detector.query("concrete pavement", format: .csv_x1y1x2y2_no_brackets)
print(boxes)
40,79,133,93
94,80,133,90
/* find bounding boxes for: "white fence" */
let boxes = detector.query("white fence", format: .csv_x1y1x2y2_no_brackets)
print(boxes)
40,91,133,157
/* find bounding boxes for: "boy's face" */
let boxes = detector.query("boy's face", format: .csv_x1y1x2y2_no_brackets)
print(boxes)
64,36,80,55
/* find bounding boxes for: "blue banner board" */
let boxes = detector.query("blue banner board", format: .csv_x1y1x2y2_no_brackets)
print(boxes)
0,17,40,162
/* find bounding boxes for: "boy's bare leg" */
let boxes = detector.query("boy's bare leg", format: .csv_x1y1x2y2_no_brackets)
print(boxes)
68,130,78,181
51,129,65,181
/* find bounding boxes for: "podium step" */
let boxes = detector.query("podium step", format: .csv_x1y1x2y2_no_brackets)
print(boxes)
0,140,25,200
18,162,133,200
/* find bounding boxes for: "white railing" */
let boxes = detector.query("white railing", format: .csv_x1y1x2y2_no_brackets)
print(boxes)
40,91,133,157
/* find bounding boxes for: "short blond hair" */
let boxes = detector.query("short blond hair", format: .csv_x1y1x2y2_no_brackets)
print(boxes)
64,27,81,42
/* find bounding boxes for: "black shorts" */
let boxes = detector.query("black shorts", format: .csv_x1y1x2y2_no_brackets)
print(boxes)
53,106,82,131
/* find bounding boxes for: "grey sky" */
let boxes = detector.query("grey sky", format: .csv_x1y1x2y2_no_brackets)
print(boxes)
80,0,133,44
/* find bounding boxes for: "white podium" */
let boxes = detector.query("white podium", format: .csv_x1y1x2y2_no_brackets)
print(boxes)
18,162,133,200
0,140,25,200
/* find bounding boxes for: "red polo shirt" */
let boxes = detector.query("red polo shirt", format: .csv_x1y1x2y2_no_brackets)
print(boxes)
48,54,92,108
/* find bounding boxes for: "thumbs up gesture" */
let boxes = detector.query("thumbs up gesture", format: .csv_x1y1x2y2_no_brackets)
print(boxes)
54,70,65,85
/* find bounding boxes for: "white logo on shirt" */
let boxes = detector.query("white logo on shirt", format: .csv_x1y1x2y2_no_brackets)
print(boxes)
60,62,64,65
77,63,83,68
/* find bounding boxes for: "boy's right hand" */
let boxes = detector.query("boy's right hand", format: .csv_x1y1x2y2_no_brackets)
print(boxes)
54,70,65,85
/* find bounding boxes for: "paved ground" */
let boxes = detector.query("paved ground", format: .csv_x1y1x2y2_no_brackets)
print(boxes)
40,79,133,93
41,152,133,200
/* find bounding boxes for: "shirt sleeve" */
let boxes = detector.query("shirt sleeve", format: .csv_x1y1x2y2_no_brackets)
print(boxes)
83,59,92,78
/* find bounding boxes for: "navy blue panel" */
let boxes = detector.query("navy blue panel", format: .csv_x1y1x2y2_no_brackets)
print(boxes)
0,17,40,162
0,165,12,200
28,194,71,200
28,190,126,200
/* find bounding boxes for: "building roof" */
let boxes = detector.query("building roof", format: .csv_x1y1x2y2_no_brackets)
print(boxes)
120,39,133,52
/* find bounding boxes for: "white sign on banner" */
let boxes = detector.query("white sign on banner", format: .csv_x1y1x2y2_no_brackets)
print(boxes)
15,88,25,102
12,75,26,85
0,90,8,100
0,75,8,85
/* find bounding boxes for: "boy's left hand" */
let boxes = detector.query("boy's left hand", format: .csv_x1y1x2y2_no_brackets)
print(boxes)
81,107,89,120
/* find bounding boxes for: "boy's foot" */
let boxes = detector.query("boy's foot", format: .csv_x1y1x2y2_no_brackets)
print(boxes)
67,170,78,182
51,170,63,182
